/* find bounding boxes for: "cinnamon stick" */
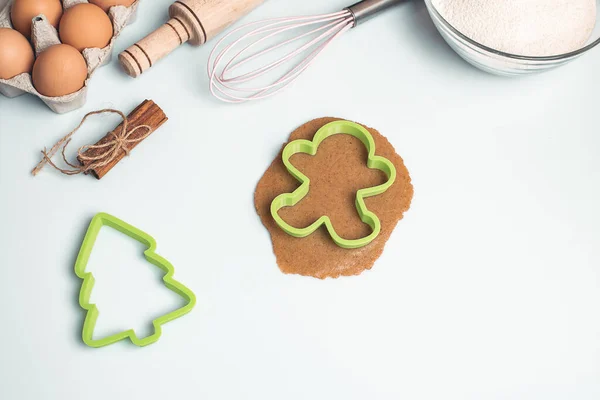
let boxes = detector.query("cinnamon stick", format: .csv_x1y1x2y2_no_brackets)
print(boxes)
77,99,168,179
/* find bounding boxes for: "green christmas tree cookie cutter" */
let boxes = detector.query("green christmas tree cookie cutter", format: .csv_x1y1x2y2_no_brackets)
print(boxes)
74,213,196,348
270,120,397,249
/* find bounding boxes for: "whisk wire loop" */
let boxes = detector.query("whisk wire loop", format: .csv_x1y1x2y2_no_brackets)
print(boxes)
208,10,355,103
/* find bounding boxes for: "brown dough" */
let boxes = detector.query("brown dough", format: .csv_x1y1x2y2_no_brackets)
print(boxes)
254,117,414,279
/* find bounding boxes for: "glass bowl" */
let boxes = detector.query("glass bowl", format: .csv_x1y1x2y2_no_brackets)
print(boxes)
423,0,600,76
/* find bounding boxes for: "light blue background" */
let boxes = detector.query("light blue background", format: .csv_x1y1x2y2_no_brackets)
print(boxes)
1,1,599,399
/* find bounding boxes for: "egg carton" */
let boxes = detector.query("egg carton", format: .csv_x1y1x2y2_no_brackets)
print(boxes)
0,0,139,113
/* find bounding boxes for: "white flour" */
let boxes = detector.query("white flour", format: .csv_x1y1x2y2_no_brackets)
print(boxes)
432,0,597,56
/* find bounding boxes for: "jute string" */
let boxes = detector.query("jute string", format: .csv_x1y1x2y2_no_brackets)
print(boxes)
32,109,151,176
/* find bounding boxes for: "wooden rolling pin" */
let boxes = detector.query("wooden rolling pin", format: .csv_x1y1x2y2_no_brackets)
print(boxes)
119,0,265,77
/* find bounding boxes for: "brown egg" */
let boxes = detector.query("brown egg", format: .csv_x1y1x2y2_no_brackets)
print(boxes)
59,3,113,52
10,0,63,39
89,0,135,13
0,28,35,80
32,44,88,97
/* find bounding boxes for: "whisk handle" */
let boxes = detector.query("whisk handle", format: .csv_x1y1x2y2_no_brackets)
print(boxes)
346,0,405,26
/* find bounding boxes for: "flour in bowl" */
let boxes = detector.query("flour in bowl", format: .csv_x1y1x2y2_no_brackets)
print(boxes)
432,0,597,56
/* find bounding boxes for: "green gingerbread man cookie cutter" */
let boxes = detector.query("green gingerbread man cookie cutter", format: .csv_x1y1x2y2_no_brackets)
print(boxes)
270,120,397,249
74,213,196,348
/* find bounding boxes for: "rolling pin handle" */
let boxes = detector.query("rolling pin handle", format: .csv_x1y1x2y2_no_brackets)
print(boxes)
119,0,266,78
119,18,191,78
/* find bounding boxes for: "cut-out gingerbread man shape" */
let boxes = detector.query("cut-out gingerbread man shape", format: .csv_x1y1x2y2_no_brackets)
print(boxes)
271,120,397,249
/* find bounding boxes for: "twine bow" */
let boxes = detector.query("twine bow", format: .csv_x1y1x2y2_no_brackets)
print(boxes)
32,109,151,176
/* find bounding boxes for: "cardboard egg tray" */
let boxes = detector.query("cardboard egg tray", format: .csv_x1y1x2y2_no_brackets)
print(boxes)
0,0,139,113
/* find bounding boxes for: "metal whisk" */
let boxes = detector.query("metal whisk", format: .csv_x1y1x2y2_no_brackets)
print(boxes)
208,0,403,103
